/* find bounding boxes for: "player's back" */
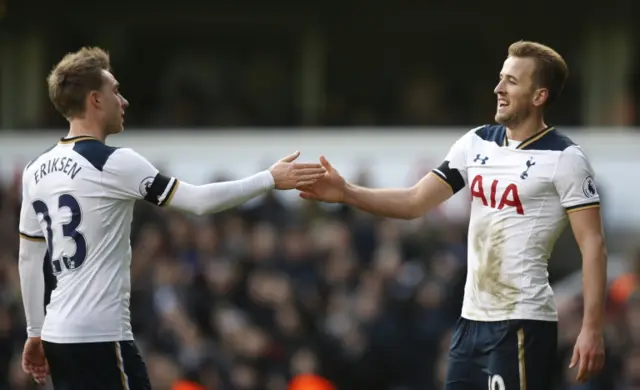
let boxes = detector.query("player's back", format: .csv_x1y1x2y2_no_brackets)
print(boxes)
23,136,135,343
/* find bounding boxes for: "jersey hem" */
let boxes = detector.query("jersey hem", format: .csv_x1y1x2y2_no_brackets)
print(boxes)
41,333,134,344
461,311,558,322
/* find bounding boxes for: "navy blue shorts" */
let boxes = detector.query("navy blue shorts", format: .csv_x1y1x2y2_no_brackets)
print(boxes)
444,317,558,390
43,340,151,390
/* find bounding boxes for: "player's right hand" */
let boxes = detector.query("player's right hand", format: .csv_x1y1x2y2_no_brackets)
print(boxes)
22,337,49,385
298,156,346,203
269,151,327,190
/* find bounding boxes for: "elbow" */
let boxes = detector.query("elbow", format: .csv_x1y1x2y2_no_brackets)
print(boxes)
401,209,422,221
192,204,209,217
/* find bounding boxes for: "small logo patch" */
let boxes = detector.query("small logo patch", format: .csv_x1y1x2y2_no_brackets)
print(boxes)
139,176,155,197
520,157,536,180
582,176,597,198
474,154,489,165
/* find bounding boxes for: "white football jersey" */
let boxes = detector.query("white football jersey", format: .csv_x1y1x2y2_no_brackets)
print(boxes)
432,125,600,322
19,135,179,343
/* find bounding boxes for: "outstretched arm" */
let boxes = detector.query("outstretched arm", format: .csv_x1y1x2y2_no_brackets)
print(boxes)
166,171,276,215
342,172,455,220
300,131,471,219
103,149,325,215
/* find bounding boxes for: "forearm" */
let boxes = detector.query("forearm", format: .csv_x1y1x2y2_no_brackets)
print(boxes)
169,170,275,215
581,238,608,330
342,172,453,220
343,184,421,220
18,239,47,338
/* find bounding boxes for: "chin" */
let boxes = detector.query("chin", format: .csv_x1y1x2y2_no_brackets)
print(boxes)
106,125,124,135
495,111,517,127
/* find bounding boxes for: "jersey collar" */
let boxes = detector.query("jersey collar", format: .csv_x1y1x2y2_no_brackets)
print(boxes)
503,126,555,150
59,135,101,144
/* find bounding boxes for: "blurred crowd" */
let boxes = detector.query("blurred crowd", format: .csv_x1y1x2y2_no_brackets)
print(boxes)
0,171,640,390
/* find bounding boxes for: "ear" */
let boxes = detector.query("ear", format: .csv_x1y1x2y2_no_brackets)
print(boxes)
532,88,548,108
88,91,101,109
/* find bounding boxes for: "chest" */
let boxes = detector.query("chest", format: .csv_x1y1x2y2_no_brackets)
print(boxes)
466,145,559,214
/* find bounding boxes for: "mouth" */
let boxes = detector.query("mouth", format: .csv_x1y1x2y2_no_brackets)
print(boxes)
497,99,509,108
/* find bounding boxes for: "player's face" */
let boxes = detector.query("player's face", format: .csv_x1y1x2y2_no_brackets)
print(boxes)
494,56,542,127
98,70,129,135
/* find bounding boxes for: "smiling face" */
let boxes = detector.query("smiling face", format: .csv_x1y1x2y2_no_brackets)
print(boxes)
494,56,548,128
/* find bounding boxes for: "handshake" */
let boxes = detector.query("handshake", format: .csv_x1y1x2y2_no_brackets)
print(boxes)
268,151,346,203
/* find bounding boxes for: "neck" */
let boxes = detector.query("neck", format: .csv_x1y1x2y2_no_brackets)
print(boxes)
506,114,547,142
67,119,106,142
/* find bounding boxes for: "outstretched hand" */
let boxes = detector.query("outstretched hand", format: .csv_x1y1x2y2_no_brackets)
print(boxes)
298,156,347,203
269,151,327,190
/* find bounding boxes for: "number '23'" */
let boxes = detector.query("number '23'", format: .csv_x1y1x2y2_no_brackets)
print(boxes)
32,194,87,275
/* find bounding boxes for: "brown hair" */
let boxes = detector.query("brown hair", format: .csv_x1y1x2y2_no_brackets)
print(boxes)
47,47,112,118
508,41,568,106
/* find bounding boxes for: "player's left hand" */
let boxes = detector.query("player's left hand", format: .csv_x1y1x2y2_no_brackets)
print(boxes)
22,337,49,385
569,326,605,383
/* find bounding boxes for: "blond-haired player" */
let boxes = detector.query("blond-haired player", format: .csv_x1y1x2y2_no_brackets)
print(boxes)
18,47,325,389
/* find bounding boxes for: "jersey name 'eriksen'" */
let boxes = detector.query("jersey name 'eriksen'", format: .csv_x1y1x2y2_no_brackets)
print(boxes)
33,157,82,184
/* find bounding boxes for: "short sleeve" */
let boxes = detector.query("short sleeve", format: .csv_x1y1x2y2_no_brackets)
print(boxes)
552,146,600,213
102,148,179,206
18,167,45,242
431,129,474,193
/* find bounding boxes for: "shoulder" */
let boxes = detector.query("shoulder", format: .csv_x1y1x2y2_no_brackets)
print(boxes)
524,128,576,152
557,143,592,168
72,139,120,171
472,124,506,146
102,147,152,170
24,143,58,172
554,143,595,183
100,147,158,185
449,125,497,149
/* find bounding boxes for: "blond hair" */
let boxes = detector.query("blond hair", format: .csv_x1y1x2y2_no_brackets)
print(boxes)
47,47,111,118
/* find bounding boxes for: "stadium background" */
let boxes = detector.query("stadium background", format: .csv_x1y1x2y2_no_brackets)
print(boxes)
2,0,640,389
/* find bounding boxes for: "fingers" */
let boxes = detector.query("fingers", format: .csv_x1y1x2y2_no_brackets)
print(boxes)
319,155,333,170
569,345,579,369
280,151,301,163
298,173,326,181
572,347,605,383
582,352,604,382
576,356,587,382
293,167,326,176
291,163,324,169
296,181,320,188
24,361,49,385
299,191,318,200
33,373,47,385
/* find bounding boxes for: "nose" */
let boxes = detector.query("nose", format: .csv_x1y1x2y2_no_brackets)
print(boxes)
120,96,129,109
494,80,505,95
